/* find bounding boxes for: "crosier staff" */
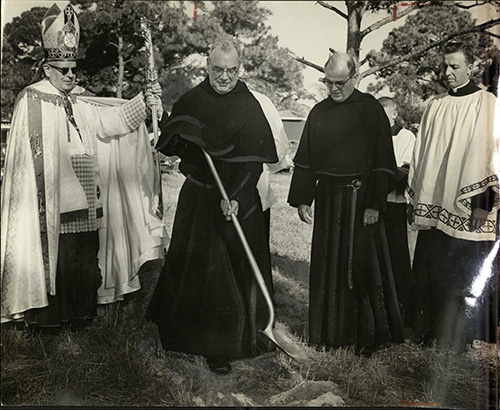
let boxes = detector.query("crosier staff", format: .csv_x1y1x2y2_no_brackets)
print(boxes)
140,17,163,219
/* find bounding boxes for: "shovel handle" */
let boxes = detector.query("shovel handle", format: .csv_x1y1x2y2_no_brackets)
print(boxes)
202,149,275,327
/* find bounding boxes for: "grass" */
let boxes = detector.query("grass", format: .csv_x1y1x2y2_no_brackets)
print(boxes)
1,170,498,408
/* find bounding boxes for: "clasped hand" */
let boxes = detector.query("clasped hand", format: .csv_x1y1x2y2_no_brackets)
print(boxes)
363,208,379,226
144,81,163,119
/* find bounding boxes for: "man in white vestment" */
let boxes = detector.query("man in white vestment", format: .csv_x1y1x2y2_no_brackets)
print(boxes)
406,41,499,351
1,3,167,330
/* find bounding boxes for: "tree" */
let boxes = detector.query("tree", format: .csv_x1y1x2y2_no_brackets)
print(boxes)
73,0,195,99
293,1,499,127
181,1,309,111
294,1,499,79
1,7,47,121
242,35,305,110
1,0,307,119
196,1,307,110
366,4,497,128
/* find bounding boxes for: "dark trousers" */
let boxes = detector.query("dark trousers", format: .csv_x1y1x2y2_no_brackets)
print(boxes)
384,202,413,324
24,231,101,327
412,229,498,350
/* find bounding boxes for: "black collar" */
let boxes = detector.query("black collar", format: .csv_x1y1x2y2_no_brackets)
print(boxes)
391,123,403,136
448,81,480,97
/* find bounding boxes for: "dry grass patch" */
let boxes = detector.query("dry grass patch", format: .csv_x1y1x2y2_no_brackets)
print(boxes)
2,170,497,408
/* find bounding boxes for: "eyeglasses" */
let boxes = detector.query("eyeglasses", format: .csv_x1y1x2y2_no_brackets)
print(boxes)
320,73,355,88
48,65,79,76
210,64,239,78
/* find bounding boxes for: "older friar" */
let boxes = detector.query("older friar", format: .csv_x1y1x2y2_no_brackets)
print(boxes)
288,52,400,356
147,38,288,375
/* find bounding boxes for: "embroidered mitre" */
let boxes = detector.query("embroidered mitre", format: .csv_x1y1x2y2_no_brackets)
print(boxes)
41,3,80,62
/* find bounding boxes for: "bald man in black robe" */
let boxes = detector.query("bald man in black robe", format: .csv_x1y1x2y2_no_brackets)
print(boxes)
288,53,399,355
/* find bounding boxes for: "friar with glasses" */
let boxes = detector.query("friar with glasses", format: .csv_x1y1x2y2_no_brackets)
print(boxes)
288,52,400,355
147,37,286,375
1,3,166,330
407,41,499,352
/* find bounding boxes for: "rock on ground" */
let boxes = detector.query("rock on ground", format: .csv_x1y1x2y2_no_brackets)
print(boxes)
192,391,255,407
267,380,346,406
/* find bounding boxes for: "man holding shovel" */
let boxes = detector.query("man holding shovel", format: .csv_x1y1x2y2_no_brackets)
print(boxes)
147,37,287,374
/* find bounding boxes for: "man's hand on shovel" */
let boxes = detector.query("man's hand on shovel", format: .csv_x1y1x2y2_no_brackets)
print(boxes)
220,199,239,221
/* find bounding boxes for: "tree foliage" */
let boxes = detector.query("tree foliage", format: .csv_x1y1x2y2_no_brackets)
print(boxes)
242,35,304,107
201,2,306,109
365,4,497,128
72,0,200,101
295,1,499,129
184,1,307,111
210,1,270,38
1,7,47,118
1,0,306,121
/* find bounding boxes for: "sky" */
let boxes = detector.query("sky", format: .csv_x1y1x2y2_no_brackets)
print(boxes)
262,1,406,95
1,0,499,99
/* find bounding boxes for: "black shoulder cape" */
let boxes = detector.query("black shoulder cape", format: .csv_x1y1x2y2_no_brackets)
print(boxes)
293,89,397,178
156,78,278,164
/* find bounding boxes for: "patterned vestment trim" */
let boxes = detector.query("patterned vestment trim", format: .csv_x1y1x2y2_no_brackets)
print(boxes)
458,174,500,210
412,202,497,235
28,94,50,274
407,177,499,236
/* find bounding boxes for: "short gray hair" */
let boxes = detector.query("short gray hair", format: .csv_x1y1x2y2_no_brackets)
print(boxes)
324,52,357,76
209,37,241,59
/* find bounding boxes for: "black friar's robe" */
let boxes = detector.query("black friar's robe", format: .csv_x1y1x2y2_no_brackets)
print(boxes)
288,90,400,350
147,78,278,358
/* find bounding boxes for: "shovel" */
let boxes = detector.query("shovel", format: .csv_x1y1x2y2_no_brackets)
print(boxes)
202,149,309,365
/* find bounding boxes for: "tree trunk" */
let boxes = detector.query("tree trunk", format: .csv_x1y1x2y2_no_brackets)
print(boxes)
345,1,367,63
116,34,124,98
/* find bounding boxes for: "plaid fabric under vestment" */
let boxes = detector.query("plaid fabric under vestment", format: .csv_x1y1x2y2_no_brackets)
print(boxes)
60,154,103,234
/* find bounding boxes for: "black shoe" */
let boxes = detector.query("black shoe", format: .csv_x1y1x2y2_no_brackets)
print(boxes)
26,323,60,336
70,317,94,330
1,320,26,331
420,334,434,347
354,344,377,358
206,356,232,375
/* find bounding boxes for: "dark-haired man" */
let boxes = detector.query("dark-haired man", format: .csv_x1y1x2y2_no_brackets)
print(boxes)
407,41,499,351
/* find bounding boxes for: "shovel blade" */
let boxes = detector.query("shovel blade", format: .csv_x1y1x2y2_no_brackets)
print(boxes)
260,327,309,365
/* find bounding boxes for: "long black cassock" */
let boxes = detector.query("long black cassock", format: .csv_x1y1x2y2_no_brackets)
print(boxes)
288,89,399,349
147,78,278,359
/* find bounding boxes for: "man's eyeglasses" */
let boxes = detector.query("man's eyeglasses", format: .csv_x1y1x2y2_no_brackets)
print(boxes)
210,65,239,78
48,65,79,76
320,73,355,88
